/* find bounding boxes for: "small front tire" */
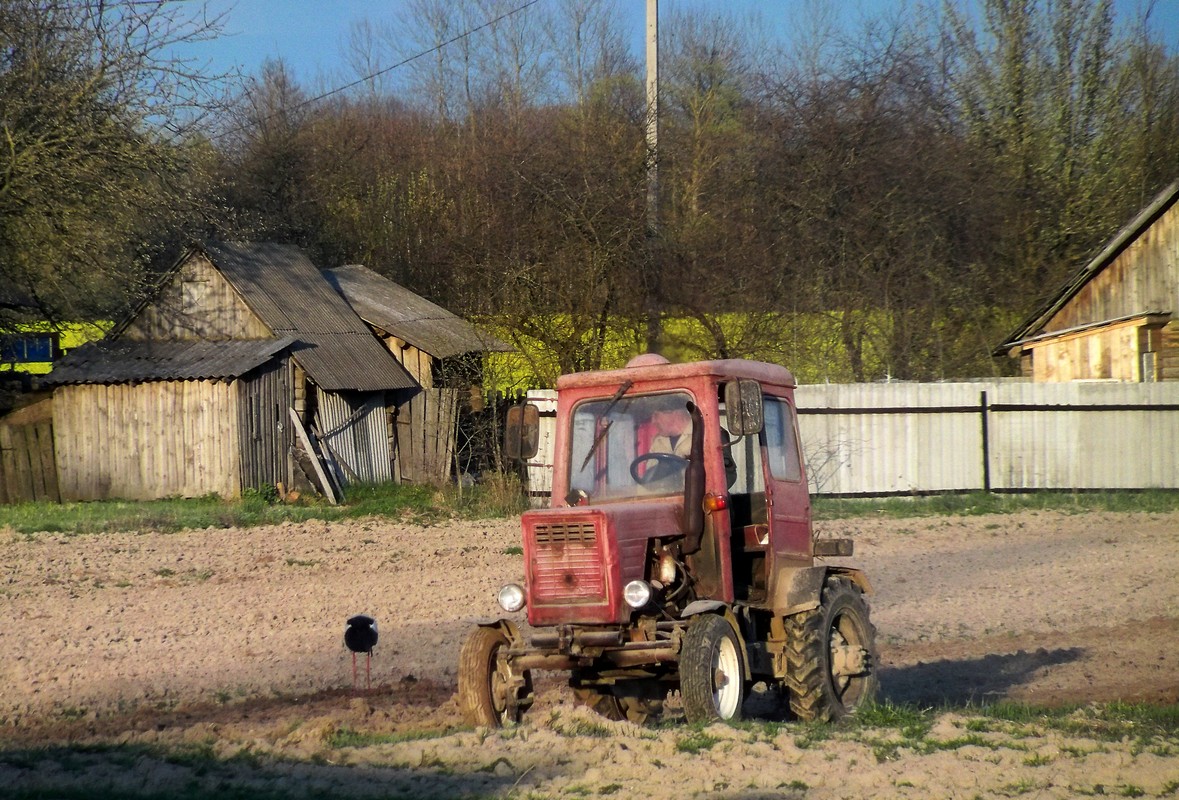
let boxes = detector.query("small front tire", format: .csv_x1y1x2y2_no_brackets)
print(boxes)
458,625,532,727
680,614,746,724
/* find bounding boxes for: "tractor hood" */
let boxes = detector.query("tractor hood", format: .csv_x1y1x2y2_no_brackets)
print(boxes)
521,500,681,626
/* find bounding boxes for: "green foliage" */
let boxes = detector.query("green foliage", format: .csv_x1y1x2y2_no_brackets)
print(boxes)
0,1,226,331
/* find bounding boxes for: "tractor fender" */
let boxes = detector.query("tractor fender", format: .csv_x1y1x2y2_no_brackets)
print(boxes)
678,602,753,681
680,600,728,618
477,618,524,646
771,565,872,617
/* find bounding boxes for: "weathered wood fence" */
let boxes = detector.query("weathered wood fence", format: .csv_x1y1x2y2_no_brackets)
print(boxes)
524,381,1179,500
0,396,59,503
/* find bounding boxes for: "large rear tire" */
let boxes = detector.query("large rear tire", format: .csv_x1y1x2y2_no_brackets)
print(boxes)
458,626,532,727
573,681,665,725
573,687,626,721
680,614,745,724
784,576,878,721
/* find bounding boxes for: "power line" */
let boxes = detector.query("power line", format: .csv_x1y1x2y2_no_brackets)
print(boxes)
217,0,543,140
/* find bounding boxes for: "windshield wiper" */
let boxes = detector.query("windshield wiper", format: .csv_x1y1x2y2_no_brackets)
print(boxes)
578,379,633,473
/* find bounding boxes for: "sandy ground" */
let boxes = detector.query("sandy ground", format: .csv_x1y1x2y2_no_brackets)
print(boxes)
1,510,1178,798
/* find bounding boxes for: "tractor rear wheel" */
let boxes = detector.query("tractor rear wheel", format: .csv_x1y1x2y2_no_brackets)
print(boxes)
784,576,878,721
458,626,532,727
680,614,745,724
573,687,626,720
574,681,665,725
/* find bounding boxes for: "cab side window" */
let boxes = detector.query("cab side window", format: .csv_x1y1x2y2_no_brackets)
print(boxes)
763,397,802,482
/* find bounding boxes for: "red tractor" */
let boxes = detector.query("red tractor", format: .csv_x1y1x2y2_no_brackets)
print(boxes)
459,355,878,726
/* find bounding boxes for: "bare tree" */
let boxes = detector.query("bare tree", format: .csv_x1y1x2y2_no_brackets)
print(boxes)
0,0,231,333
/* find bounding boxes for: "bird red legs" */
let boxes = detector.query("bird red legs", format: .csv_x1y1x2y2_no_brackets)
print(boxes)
344,615,378,691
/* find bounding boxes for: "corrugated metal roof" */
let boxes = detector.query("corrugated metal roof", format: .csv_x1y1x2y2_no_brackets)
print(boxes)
322,265,512,359
43,337,295,385
201,242,418,391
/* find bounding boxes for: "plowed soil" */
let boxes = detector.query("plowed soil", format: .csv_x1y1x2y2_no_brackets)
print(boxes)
2,510,1177,798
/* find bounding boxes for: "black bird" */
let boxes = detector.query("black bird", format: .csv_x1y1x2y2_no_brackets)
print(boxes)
344,614,378,690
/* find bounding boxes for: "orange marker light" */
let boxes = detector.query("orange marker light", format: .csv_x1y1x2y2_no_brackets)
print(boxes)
703,493,728,513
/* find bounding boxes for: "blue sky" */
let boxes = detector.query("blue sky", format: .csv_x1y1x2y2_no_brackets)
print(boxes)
191,0,1179,88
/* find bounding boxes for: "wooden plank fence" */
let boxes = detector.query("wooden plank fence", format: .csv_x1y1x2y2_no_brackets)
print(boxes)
0,396,59,504
524,381,1179,500
396,388,460,484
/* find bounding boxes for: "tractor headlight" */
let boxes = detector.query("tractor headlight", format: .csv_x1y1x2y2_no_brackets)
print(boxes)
498,583,526,612
623,580,653,609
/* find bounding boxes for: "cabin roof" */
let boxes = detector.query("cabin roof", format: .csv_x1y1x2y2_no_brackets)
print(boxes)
57,242,419,391
42,337,296,385
322,265,511,359
203,242,418,391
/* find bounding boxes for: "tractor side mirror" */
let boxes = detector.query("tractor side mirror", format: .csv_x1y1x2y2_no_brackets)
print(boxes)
724,380,764,436
503,403,540,460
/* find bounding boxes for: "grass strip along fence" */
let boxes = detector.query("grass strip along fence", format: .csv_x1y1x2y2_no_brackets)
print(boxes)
0,481,1177,535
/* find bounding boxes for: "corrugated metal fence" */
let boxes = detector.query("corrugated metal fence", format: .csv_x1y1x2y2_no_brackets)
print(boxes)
525,381,1179,499
796,381,1179,494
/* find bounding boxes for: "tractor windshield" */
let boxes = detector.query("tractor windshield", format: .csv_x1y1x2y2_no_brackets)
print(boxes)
567,391,694,504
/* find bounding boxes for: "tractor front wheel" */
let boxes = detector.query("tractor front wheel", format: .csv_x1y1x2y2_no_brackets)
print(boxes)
680,614,745,724
458,625,532,727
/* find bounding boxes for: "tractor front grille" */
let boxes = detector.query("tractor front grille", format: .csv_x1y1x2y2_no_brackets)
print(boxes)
529,519,606,603
534,520,598,545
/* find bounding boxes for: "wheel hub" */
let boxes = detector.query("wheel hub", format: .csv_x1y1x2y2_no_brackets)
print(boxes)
712,667,732,690
831,643,869,678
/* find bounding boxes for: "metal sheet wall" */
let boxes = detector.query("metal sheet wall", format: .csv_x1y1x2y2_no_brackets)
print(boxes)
796,383,989,495
316,390,392,485
795,381,1179,495
524,390,558,506
986,382,1179,490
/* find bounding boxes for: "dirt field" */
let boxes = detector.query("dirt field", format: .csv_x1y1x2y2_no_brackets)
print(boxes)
2,509,1178,798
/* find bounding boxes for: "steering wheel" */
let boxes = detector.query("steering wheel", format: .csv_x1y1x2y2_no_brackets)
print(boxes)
630,452,689,484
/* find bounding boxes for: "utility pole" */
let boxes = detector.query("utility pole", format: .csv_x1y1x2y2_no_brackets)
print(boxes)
644,0,662,353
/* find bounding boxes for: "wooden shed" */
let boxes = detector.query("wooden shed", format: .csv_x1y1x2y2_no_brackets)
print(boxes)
322,265,511,482
997,180,1179,381
42,242,419,501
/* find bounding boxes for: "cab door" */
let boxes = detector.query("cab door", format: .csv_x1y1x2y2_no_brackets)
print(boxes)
762,395,811,565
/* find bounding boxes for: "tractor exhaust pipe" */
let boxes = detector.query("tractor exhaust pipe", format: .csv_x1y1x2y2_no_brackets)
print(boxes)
680,400,705,554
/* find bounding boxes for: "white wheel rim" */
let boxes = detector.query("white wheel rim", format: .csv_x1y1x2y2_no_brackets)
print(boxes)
713,636,742,719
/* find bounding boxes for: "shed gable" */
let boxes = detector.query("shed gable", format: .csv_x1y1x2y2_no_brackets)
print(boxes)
122,253,271,342
998,180,1179,382
1043,201,1179,334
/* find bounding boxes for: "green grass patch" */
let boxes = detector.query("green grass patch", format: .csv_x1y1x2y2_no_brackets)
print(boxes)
326,727,452,748
6,485,1176,535
852,701,934,738
675,729,721,754
0,476,530,535
812,490,1179,520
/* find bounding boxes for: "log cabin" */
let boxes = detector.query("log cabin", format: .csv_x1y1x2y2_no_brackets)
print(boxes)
997,180,1179,382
